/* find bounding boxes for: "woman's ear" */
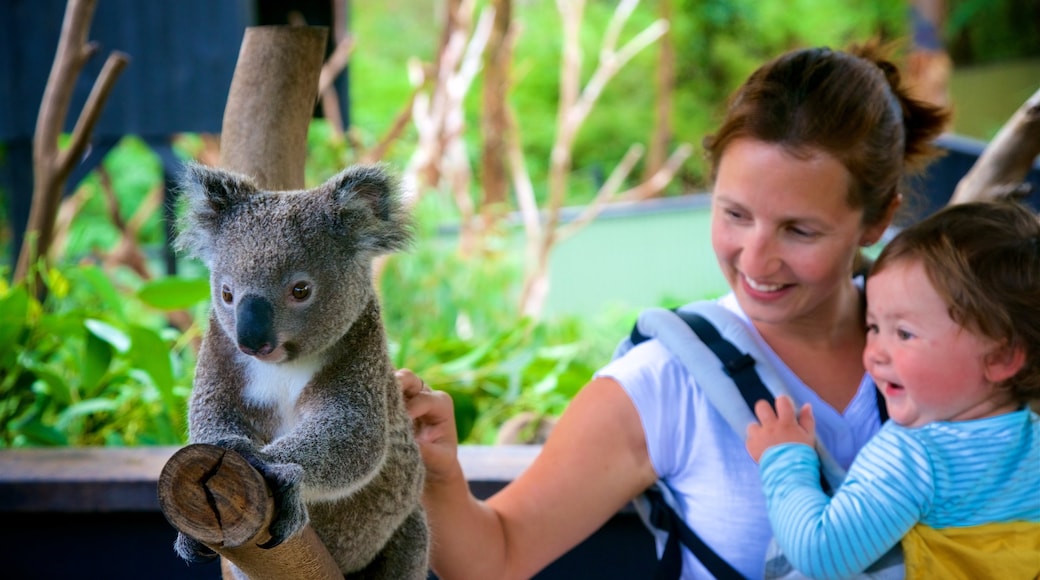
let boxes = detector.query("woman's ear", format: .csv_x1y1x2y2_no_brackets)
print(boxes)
860,194,902,247
984,343,1026,385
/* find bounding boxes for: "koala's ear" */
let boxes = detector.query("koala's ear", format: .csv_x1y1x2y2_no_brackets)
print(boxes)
325,164,413,254
174,163,258,261
181,163,258,212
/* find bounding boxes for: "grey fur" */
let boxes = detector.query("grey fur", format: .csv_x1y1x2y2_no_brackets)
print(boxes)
173,163,428,579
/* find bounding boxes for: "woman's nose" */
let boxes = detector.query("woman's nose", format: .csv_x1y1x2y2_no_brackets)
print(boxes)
740,230,781,277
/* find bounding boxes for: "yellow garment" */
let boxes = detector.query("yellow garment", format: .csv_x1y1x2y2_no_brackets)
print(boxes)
903,521,1040,580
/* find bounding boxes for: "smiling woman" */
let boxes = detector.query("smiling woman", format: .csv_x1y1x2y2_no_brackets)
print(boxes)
404,40,955,580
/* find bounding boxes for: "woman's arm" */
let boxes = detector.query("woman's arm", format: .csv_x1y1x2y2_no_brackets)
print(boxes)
400,370,658,580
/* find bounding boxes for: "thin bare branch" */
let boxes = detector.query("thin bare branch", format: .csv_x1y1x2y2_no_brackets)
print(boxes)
363,87,422,163
317,36,355,96
619,142,693,202
57,52,129,176
558,143,644,240
506,106,540,240
15,0,129,283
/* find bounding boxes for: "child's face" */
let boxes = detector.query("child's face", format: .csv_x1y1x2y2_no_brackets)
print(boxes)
864,259,1015,427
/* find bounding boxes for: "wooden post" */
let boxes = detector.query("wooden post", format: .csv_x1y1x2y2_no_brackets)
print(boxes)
159,25,340,580
220,26,329,190
157,445,341,580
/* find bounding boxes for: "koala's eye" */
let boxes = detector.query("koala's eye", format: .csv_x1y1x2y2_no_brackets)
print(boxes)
291,282,311,301
221,285,233,304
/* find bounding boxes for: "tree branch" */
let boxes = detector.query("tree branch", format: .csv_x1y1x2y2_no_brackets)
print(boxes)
951,86,1040,204
14,0,129,284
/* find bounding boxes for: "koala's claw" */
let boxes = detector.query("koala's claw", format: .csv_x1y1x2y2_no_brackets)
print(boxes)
258,462,308,549
174,532,218,563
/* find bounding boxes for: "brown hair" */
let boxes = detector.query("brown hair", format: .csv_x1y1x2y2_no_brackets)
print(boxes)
871,200,1040,404
704,40,950,228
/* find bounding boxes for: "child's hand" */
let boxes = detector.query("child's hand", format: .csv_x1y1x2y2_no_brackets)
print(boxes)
745,395,816,463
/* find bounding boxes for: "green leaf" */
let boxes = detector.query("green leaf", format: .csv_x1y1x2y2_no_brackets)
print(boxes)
137,277,211,310
0,285,30,350
128,325,175,392
75,265,125,316
82,330,113,393
447,390,478,442
85,319,131,353
57,398,120,429
22,365,72,406
13,420,68,446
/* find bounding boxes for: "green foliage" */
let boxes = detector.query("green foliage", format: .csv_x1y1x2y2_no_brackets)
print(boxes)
59,137,165,259
947,0,1040,64
380,195,623,443
0,264,203,447
7,0,1026,449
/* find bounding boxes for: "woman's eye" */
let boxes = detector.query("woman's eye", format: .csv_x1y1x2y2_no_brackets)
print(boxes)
221,286,233,304
291,282,311,300
788,226,818,239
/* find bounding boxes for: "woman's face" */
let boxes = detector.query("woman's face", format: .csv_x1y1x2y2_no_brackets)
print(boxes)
711,138,887,328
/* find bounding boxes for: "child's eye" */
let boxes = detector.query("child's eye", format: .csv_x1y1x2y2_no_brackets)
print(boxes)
897,328,914,340
865,323,879,335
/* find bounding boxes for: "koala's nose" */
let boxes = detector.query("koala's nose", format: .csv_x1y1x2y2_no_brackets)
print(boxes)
236,295,277,357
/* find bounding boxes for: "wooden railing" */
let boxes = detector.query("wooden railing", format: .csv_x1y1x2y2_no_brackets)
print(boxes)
0,445,655,579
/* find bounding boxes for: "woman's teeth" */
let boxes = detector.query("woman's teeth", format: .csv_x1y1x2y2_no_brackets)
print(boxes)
745,276,784,292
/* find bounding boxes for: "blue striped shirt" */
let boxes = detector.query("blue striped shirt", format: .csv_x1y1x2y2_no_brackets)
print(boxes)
759,408,1040,580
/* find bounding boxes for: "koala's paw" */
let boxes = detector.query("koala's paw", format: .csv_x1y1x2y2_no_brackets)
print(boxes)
256,461,308,549
174,532,218,563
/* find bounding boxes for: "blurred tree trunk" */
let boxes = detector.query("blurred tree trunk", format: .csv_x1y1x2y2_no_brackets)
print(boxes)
479,0,514,228
220,26,328,189
643,0,675,183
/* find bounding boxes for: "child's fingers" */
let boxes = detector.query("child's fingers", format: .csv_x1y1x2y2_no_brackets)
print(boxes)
746,422,761,439
798,403,816,434
754,399,777,423
774,395,797,422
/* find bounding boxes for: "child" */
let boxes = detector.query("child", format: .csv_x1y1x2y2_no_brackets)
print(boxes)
745,199,1040,580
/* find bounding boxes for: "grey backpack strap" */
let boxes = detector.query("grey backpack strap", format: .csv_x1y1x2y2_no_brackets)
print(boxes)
623,302,848,579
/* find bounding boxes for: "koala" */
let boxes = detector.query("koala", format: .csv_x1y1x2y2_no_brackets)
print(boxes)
173,163,428,579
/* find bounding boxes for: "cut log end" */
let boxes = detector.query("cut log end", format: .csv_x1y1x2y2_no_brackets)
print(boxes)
157,443,273,548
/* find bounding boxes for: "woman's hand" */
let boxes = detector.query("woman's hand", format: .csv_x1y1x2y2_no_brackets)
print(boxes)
397,369,461,484
745,395,816,463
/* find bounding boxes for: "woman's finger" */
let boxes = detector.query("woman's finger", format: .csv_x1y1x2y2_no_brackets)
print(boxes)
396,368,426,398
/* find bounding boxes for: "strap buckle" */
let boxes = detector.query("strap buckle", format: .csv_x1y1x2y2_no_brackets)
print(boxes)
723,352,755,376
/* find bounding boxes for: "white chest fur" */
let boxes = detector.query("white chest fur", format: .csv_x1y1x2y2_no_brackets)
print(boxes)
242,357,322,438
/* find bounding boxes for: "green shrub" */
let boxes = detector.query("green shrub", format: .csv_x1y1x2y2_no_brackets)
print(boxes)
0,264,206,447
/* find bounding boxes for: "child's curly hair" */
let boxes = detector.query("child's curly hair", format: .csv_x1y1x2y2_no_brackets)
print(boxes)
871,199,1040,405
